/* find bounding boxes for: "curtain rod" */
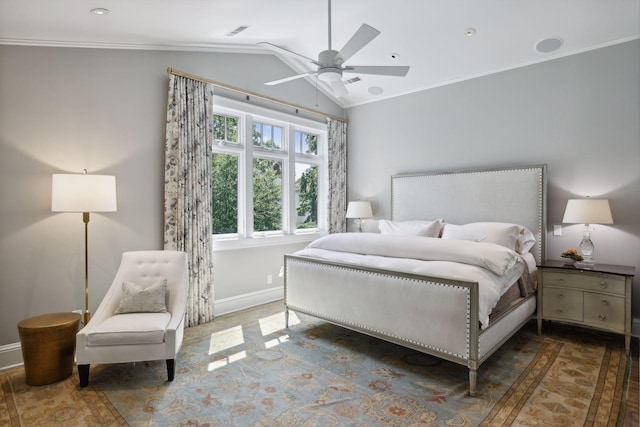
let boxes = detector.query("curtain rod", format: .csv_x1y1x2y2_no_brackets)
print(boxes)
167,67,348,123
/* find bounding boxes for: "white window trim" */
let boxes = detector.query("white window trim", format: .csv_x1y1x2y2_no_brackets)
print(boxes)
212,96,328,251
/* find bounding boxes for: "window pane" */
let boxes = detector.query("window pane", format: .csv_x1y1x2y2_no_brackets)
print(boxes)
272,126,282,150
226,116,238,143
213,115,225,141
213,114,239,144
294,131,318,155
253,158,282,232
212,153,238,234
252,123,262,146
295,163,318,229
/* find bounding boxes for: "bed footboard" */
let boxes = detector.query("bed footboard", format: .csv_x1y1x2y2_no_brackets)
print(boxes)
284,254,482,395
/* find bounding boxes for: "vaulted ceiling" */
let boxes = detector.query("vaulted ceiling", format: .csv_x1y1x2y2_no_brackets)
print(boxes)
1,0,638,107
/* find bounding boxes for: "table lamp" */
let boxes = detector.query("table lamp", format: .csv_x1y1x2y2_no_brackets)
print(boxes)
346,201,372,232
562,198,613,266
52,170,117,324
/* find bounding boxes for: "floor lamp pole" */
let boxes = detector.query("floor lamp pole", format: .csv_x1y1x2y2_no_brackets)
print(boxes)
83,212,90,325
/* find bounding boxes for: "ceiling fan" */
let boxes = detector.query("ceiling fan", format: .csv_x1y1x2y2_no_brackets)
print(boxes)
258,0,410,97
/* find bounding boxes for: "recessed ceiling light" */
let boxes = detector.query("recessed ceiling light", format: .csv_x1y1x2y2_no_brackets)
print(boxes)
465,28,476,37
90,8,110,15
535,37,563,53
368,86,383,95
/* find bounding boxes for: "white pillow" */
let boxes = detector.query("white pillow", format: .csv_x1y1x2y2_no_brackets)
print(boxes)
441,222,534,253
378,219,443,237
114,279,168,314
517,227,536,254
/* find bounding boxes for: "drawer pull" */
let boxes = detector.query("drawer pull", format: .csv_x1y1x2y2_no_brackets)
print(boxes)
557,292,564,298
600,281,608,289
598,314,607,321
601,299,609,305
556,309,563,315
557,278,565,285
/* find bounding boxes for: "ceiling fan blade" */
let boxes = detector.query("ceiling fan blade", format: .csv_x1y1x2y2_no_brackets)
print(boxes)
336,24,380,64
258,42,319,65
343,65,410,77
330,80,348,97
265,71,317,86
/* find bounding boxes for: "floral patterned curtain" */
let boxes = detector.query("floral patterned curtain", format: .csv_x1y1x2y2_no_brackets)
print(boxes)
327,119,348,233
164,74,215,326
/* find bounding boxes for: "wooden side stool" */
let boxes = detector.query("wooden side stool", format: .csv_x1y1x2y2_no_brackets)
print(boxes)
17,312,81,386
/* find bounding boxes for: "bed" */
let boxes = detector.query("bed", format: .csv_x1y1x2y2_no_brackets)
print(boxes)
284,164,546,396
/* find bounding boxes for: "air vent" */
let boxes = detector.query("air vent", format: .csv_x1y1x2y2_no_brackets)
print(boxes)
226,26,250,37
344,77,361,85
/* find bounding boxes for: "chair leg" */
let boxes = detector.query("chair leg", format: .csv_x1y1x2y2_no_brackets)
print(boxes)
166,359,175,381
78,364,90,388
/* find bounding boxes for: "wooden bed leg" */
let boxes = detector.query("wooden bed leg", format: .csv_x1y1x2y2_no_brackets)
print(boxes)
469,368,477,397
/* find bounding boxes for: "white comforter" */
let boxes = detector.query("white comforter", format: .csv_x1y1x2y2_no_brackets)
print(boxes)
294,233,525,329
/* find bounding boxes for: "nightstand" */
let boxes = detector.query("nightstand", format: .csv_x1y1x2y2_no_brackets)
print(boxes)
537,260,635,353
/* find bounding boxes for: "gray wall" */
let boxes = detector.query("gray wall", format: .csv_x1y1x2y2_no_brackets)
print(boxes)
346,40,640,317
0,45,344,346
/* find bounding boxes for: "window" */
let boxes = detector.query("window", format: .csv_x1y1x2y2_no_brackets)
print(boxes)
211,97,327,247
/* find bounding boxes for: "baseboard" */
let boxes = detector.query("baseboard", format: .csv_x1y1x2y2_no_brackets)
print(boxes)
214,286,284,317
0,342,23,372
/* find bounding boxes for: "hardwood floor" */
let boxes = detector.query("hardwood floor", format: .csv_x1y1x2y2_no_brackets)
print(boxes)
623,337,639,427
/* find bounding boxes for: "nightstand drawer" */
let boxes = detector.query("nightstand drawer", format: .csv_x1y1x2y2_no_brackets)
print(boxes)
543,272,625,296
583,293,625,332
542,287,583,322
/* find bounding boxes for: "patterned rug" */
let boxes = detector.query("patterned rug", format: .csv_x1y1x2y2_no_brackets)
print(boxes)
0,301,630,426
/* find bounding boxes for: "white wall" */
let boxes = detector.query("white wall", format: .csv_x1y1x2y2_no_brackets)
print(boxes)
0,45,344,348
346,40,640,317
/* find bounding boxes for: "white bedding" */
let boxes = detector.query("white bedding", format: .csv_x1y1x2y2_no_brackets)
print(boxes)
295,233,526,329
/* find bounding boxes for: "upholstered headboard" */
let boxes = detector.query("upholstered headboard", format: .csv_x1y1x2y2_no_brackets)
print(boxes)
391,165,547,264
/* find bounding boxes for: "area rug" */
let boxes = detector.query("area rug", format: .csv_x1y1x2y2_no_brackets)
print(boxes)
0,301,630,426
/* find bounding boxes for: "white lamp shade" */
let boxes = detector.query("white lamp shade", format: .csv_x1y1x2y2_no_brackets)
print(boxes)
562,199,613,225
52,174,117,212
346,201,372,218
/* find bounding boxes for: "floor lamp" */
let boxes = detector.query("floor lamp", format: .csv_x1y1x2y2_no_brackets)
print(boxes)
52,171,117,324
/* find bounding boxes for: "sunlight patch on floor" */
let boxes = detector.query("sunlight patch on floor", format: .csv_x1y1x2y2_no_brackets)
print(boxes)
208,350,247,371
208,325,244,355
265,335,290,349
259,311,300,336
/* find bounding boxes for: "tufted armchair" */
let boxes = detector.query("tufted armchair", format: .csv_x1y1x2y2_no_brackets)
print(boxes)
76,250,189,387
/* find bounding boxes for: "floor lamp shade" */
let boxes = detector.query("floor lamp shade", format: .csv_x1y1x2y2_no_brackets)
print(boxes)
51,173,117,324
52,174,117,213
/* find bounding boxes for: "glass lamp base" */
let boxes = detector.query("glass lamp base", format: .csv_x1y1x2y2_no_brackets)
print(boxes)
579,226,596,265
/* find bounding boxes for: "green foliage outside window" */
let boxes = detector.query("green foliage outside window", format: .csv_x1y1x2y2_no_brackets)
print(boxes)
253,158,282,232
212,153,238,234
296,164,318,228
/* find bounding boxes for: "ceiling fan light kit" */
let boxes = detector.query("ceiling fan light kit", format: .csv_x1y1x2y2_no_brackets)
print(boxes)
259,0,410,98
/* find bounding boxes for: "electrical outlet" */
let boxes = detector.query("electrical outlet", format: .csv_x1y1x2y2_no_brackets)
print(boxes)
267,274,273,285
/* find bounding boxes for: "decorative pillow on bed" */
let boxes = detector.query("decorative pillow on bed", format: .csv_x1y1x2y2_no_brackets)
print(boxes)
441,222,535,253
378,219,443,237
114,279,168,314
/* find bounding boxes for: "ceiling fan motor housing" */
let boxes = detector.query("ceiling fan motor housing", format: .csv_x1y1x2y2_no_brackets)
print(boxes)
317,50,343,82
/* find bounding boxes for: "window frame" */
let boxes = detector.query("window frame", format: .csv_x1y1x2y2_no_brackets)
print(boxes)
211,97,328,251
